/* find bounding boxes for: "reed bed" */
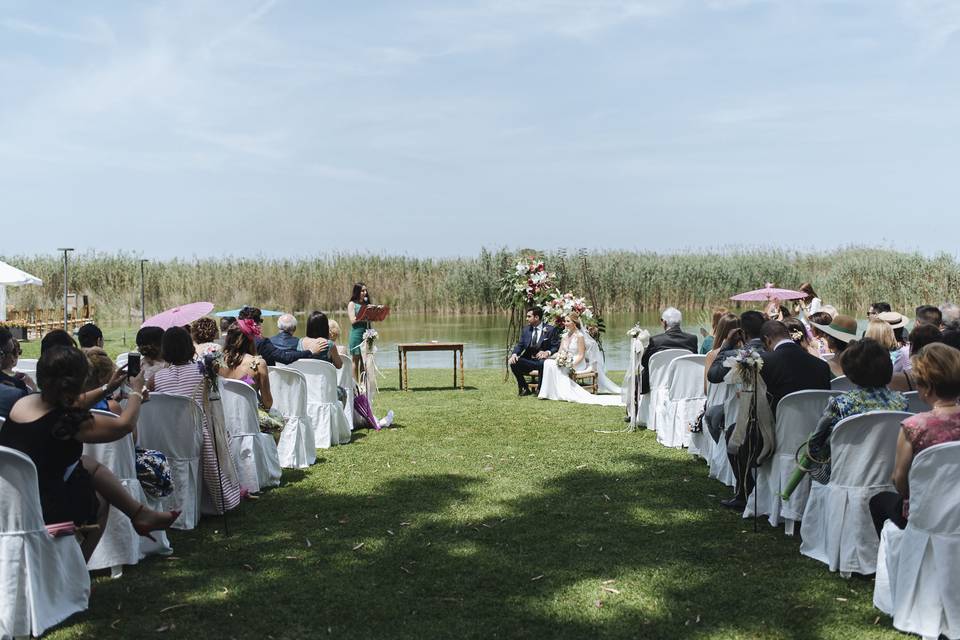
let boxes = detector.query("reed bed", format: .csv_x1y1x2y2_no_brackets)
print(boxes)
3,247,958,321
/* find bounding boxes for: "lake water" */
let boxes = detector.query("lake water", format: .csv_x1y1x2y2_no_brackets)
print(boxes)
259,311,713,370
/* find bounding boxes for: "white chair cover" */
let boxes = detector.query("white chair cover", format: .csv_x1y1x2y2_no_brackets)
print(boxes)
83,423,158,576
702,381,736,487
903,391,932,414
268,367,317,469
830,375,855,391
219,379,282,492
338,359,356,428
136,393,205,530
645,349,690,433
115,352,130,369
743,390,841,535
873,441,960,639
658,354,706,449
622,334,650,430
0,446,90,638
800,410,911,575
287,360,352,448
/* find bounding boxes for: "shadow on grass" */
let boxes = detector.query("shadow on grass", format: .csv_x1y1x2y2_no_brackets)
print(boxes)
67,448,875,640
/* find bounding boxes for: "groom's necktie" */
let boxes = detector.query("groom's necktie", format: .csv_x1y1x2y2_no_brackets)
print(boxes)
532,326,540,347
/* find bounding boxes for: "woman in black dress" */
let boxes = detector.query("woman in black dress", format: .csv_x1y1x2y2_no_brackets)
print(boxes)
0,346,179,560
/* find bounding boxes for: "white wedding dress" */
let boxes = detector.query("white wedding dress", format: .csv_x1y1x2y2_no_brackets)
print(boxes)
538,330,624,407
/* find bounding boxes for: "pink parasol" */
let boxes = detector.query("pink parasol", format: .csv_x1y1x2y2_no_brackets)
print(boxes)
141,301,215,330
730,283,807,302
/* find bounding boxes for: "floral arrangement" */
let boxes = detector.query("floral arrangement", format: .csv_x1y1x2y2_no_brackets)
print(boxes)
502,257,557,306
627,323,644,337
722,348,764,385
542,290,596,329
363,328,379,345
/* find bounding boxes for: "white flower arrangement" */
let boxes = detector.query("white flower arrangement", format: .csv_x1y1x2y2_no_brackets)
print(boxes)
723,348,764,385
542,290,596,327
505,258,556,304
362,328,379,344
627,323,644,337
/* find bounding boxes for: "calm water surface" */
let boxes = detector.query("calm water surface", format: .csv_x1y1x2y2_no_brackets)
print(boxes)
260,312,714,371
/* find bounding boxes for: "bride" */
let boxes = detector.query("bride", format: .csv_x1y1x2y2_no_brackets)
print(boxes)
538,312,624,407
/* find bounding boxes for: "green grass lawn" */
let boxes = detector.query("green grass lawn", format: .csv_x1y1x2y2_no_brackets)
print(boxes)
47,369,899,640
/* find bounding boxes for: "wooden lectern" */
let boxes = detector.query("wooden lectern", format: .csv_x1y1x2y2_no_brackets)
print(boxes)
356,305,390,322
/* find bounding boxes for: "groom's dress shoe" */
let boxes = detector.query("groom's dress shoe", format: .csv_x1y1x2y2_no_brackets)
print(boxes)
518,388,532,397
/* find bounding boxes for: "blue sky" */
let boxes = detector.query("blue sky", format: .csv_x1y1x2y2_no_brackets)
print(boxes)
2,1,959,258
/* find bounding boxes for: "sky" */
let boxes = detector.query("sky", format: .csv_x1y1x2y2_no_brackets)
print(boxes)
2,0,959,259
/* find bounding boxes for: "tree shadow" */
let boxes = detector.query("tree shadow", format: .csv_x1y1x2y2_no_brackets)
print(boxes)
63,450,887,640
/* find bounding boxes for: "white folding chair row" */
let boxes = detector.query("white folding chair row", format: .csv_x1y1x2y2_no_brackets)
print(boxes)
13,357,37,381
743,390,841,536
136,393,205,530
902,390,932,414
657,354,706,449
0,446,90,638
800,410,912,576
287,359,352,448
83,415,171,578
702,381,736,487
219,378,282,492
830,375,855,391
268,366,317,469
645,349,689,432
874,441,960,640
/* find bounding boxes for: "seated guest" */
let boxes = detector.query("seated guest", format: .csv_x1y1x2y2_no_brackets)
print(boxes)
329,320,349,357
870,343,960,536
1,326,35,392
237,306,324,366
298,311,343,369
868,302,892,318
890,324,945,389
784,317,819,357
41,329,76,353
217,316,236,346
941,302,960,332
270,314,299,350
806,339,908,484
152,327,243,507
794,282,822,319
915,304,942,328
865,319,900,363
136,326,167,384
640,307,698,395
877,311,910,372
0,346,178,560
810,314,858,377
808,311,834,356
699,307,728,354
759,320,832,415
77,323,104,349
702,313,739,443
83,348,123,413
190,316,221,358
219,321,284,436
508,307,560,396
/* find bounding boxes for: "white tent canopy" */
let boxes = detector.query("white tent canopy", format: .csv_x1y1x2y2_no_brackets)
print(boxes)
0,261,43,322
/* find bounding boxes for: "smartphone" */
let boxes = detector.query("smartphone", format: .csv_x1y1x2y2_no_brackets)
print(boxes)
127,353,141,378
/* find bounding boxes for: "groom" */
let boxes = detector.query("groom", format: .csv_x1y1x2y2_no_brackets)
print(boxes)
508,307,561,396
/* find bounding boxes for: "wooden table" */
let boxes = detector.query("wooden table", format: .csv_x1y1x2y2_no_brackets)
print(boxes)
397,342,465,391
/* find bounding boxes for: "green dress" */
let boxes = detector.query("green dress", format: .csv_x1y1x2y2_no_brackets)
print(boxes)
348,302,369,356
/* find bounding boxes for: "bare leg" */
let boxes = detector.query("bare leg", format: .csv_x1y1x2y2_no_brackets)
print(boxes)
79,496,108,562
81,455,177,531
352,354,361,384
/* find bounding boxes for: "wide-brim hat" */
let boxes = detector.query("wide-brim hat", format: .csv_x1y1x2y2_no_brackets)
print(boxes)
810,314,858,343
878,311,909,329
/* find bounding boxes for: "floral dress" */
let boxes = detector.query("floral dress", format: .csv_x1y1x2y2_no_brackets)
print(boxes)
807,387,908,484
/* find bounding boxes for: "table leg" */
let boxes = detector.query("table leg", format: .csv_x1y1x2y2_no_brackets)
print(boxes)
459,347,464,390
453,350,457,388
398,346,402,390
403,350,409,391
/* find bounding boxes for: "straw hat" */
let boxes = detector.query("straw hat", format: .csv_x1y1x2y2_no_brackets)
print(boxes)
819,305,838,319
810,314,858,343
878,311,909,329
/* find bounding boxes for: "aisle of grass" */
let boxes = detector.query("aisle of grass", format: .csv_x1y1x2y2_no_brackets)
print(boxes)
50,370,898,640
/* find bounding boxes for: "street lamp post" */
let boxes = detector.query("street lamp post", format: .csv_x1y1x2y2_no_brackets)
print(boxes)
140,259,149,324
56,248,74,331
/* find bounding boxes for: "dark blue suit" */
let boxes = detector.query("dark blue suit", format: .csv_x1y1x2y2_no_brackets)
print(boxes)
509,323,561,392
270,331,300,351
255,337,312,367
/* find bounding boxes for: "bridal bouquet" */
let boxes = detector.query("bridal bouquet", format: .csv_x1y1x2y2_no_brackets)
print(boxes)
555,351,573,369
